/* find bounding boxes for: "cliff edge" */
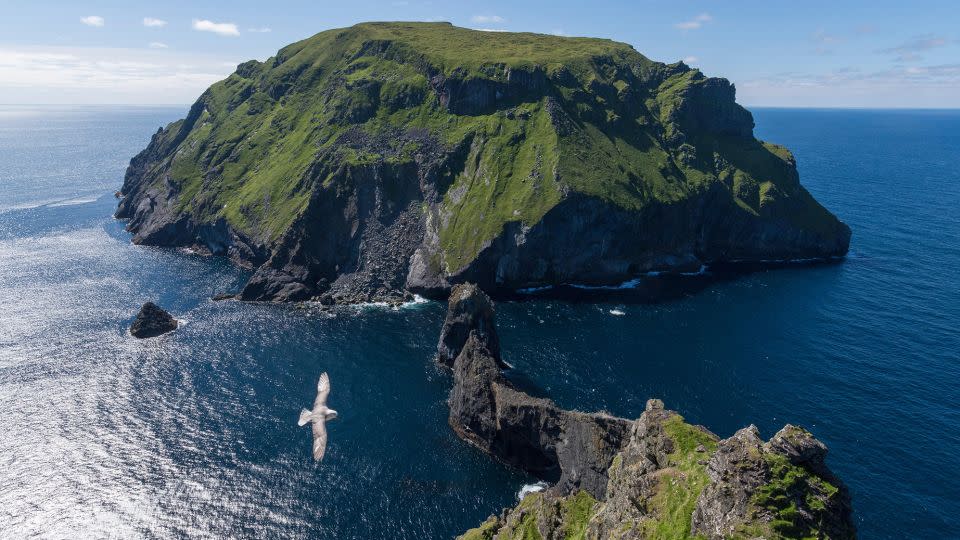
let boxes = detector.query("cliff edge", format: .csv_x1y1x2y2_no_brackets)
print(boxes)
116,22,850,303
440,284,855,539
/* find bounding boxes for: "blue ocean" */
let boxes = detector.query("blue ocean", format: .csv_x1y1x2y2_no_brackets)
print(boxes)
1,105,958,538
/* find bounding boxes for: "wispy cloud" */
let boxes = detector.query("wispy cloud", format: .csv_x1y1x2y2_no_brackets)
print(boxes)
813,29,842,55
247,27,272,33
148,42,168,49
471,15,505,24
741,63,960,98
675,13,711,31
0,45,238,104
143,17,167,28
474,28,507,33
880,34,949,62
683,56,699,64
80,16,104,27
192,19,240,37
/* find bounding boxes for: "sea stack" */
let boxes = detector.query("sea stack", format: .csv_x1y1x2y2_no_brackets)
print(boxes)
130,302,178,338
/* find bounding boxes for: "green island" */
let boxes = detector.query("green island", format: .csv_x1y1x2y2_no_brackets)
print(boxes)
117,22,849,304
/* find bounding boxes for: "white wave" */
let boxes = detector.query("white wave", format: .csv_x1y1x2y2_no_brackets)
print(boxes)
678,264,709,276
609,309,626,316
517,481,549,500
46,197,98,208
569,278,641,290
517,285,554,294
399,294,430,308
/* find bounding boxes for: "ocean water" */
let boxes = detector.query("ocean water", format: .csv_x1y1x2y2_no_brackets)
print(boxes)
0,105,957,539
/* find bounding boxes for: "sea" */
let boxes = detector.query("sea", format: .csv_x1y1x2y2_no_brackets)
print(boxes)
0,105,958,539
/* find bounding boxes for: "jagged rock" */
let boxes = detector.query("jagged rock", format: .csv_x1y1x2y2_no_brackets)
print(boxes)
449,285,856,538
130,302,178,338
211,293,236,301
116,22,850,304
464,399,856,539
436,283,501,367
443,283,630,498
690,424,855,539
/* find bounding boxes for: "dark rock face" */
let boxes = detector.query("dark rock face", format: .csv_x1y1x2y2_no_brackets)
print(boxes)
441,283,631,499
447,284,856,538
467,399,856,539
691,424,856,539
130,302,178,338
436,283,501,367
116,23,851,304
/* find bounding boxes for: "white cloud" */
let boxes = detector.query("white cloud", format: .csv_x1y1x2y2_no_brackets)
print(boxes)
683,56,699,64
192,19,240,37
148,42,169,49
80,16,104,27
880,34,949,63
675,13,712,31
471,15,505,24
550,29,567,36
143,17,167,28
474,28,507,33
738,64,960,107
0,45,239,104
247,27,272,33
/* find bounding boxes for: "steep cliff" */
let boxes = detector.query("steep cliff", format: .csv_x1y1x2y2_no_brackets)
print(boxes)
441,285,855,539
461,401,855,540
117,22,850,303
442,284,631,499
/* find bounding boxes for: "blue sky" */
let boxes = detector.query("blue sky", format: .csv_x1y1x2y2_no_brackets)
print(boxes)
1,0,957,107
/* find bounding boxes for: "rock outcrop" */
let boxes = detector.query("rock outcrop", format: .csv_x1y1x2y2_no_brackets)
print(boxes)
129,302,178,338
116,22,850,304
441,284,631,499
449,285,856,539
463,400,855,540
436,283,501,367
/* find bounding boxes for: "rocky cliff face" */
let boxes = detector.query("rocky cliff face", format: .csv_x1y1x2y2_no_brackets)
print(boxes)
116,22,850,303
445,285,855,539
462,399,856,540
442,284,631,499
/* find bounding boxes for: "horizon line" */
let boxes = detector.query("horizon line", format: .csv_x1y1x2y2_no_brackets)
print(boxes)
2,103,959,111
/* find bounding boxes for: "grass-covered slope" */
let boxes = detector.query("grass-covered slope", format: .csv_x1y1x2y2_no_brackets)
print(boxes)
117,22,850,302
460,401,855,540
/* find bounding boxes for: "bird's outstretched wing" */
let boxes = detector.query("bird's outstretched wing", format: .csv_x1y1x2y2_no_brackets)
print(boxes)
312,417,328,461
316,372,331,406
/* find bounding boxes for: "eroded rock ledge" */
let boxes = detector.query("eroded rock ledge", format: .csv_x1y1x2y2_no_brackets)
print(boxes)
442,284,855,539
442,284,631,499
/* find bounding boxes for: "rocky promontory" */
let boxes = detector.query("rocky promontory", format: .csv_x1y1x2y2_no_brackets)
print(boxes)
442,285,855,539
443,285,631,498
116,22,850,304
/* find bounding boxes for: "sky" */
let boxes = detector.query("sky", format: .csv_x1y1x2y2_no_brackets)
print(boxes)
0,0,957,108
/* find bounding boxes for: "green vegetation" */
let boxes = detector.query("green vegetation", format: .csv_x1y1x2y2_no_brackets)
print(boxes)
133,21,843,267
461,516,500,540
747,453,840,539
458,490,597,540
637,415,717,539
559,490,597,540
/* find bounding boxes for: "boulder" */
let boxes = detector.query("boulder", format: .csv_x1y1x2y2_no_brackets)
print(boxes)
130,302,178,338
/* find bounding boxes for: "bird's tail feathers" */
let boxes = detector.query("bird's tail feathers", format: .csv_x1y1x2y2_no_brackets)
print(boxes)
298,408,313,426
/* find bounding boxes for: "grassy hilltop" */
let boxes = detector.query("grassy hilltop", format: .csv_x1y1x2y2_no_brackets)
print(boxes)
118,22,849,302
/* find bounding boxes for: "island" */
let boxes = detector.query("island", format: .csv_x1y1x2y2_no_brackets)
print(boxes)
115,22,850,304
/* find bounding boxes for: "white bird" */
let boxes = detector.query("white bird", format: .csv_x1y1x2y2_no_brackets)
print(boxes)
298,372,338,461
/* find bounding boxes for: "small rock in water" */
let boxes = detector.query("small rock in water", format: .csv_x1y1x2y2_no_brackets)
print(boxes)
211,293,235,301
130,302,178,338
